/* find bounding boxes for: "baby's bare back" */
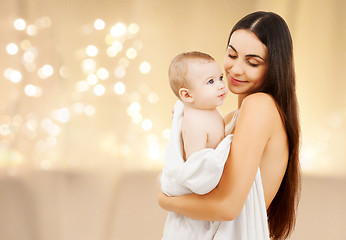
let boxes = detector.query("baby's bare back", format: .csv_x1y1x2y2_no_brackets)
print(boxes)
182,107,225,160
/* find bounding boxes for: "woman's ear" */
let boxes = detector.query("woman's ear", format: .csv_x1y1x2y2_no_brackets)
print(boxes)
179,88,193,103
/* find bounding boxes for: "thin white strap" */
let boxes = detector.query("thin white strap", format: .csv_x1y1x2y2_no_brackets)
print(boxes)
227,109,240,134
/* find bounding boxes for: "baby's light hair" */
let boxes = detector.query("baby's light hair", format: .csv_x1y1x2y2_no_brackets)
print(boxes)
168,51,215,98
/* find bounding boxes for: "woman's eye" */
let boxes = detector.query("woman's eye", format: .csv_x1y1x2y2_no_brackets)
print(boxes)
228,54,237,59
208,79,214,84
248,61,259,67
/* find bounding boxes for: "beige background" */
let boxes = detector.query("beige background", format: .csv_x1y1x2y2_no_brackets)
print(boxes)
0,0,345,239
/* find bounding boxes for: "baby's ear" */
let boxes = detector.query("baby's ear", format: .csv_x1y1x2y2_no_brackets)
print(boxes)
179,88,193,103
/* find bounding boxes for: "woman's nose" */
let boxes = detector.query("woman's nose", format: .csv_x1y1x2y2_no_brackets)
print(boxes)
230,60,243,75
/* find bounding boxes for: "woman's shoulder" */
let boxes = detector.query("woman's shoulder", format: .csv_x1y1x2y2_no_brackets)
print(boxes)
242,92,276,108
240,93,280,125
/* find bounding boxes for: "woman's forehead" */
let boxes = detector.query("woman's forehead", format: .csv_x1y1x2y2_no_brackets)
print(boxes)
228,29,267,57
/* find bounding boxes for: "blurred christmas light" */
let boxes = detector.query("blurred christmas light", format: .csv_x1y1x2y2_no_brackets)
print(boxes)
81,58,96,74
86,45,99,57
139,61,151,74
132,113,143,124
86,74,98,85
94,19,105,30
141,119,153,131
0,125,11,136
27,25,38,36
105,34,115,45
133,40,143,50
114,66,126,78
6,43,19,55
112,41,123,51
96,67,109,80
72,102,85,114
126,48,137,59
20,39,32,50
47,124,61,137
128,23,140,34
114,82,126,95
84,105,96,116
119,57,129,68
38,16,51,28
59,66,70,79
5,68,22,83
41,118,54,130
148,92,159,104
106,46,118,57
14,18,26,30
26,119,38,132
76,80,89,92
38,64,54,79
24,84,42,97
52,108,71,123
93,84,106,96
23,50,37,63
110,23,126,37
127,102,141,116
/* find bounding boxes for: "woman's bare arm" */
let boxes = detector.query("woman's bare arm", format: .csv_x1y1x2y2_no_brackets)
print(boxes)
158,93,277,221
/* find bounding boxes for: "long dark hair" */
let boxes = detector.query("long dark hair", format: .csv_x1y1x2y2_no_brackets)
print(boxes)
228,11,301,239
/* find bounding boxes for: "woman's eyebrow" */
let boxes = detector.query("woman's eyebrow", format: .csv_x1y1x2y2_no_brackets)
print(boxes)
228,45,237,53
228,44,264,61
246,54,264,60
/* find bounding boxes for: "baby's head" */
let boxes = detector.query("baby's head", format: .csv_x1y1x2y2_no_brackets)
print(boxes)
169,51,214,99
168,51,227,109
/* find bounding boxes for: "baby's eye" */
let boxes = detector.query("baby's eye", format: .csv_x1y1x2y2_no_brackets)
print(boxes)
208,79,214,84
219,76,224,81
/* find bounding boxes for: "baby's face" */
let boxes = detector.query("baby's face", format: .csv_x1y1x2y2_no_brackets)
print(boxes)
186,61,227,109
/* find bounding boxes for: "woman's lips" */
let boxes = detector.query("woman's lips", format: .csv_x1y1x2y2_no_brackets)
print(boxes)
230,77,247,86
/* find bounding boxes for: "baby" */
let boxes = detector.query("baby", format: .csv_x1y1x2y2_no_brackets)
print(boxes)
161,51,232,239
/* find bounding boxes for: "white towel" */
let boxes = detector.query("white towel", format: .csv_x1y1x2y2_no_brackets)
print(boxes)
161,100,232,240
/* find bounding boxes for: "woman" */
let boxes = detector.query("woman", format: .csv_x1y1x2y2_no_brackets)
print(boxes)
158,11,301,240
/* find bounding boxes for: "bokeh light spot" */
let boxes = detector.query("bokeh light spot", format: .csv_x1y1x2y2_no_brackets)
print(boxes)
110,23,127,37
93,84,106,96
114,82,126,95
14,18,26,30
86,45,99,57
139,61,151,74
94,19,105,30
126,48,137,59
6,43,19,55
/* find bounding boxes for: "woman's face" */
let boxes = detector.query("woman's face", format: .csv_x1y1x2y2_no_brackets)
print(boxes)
224,29,269,97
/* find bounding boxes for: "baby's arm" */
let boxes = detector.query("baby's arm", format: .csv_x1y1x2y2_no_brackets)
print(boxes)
182,117,208,160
